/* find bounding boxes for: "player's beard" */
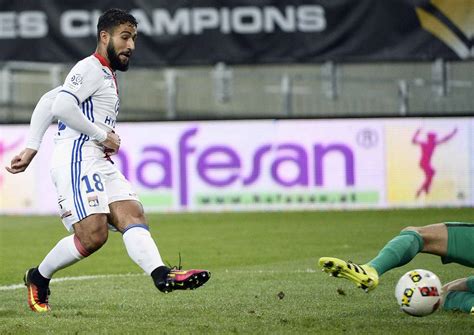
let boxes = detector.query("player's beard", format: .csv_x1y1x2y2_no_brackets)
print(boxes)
107,40,130,72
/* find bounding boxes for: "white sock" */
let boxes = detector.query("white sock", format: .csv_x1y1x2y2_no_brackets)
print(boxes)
38,234,90,279
122,224,165,275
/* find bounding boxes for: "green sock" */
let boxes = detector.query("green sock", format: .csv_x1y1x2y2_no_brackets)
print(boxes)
368,231,424,276
443,291,474,314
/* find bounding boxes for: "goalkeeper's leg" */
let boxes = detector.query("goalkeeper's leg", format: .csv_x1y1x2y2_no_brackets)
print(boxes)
319,228,425,291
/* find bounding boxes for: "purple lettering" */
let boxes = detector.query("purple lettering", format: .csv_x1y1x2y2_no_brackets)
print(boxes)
271,144,308,186
197,146,240,186
242,144,271,185
314,144,354,186
136,146,172,188
179,127,198,206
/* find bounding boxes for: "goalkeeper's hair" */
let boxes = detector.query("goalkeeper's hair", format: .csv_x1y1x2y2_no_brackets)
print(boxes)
97,8,137,41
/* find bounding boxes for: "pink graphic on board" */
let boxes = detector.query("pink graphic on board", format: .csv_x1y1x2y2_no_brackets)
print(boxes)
0,137,24,187
412,128,457,198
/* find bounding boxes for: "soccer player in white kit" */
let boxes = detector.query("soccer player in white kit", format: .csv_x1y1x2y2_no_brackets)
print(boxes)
6,8,210,312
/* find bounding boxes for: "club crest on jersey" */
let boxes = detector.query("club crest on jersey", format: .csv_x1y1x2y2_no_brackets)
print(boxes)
88,195,99,207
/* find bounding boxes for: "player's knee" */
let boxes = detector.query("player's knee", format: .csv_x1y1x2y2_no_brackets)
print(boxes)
401,226,421,234
92,228,108,246
75,222,109,253
401,226,430,246
83,230,108,253
401,224,446,255
124,205,146,223
109,201,147,230
130,203,146,222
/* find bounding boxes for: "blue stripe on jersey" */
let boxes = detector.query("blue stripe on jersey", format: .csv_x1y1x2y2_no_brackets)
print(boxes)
76,135,88,218
69,99,94,220
82,97,95,123
75,136,85,219
59,90,80,105
71,134,88,220
89,98,94,122
82,98,89,120
70,137,83,220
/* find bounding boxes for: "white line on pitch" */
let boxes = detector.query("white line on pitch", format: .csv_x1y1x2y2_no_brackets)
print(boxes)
0,269,317,291
0,273,146,291
225,269,317,274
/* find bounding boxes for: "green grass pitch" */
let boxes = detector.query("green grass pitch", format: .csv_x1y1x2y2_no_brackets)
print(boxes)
1,208,473,334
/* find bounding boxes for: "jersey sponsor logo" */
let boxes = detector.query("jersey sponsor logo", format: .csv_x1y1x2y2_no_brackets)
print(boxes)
102,69,113,80
114,100,120,115
104,115,116,128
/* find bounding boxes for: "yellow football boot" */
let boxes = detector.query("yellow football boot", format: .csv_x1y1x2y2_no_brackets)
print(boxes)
319,257,379,292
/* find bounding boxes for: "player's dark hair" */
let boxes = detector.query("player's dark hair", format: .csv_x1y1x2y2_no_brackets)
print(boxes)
97,8,137,41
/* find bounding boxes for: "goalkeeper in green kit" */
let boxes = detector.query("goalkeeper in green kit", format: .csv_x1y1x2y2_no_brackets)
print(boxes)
319,222,474,315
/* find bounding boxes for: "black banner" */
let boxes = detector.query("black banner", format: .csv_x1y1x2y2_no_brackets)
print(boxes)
0,0,471,66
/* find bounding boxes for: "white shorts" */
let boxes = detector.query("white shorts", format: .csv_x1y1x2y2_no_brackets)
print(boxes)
50,158,140,232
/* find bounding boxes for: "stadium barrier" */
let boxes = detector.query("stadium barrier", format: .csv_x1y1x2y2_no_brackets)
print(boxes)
1,60,473,124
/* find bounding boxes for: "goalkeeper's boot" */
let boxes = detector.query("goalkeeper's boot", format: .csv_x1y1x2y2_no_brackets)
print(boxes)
319,257,379,292
155,267,211,293
24,268,51,312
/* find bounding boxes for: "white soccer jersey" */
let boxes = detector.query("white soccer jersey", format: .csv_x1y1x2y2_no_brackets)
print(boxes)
25,86,61,151
43,53,139,228
52,53,120,167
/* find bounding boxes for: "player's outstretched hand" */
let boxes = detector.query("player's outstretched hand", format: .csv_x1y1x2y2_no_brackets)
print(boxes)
5,148,37,174
101,131,121,156
440,277,468,306
442,277,468,293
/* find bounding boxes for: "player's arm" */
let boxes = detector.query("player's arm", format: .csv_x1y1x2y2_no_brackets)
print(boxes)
440,276,473,308
51,92,120,154
51,91,107,142
5,88,58,174
55,63,120,153
5,148,37,174
442,277,470,293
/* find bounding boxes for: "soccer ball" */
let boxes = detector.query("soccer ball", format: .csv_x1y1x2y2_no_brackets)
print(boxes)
395,269,442,317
